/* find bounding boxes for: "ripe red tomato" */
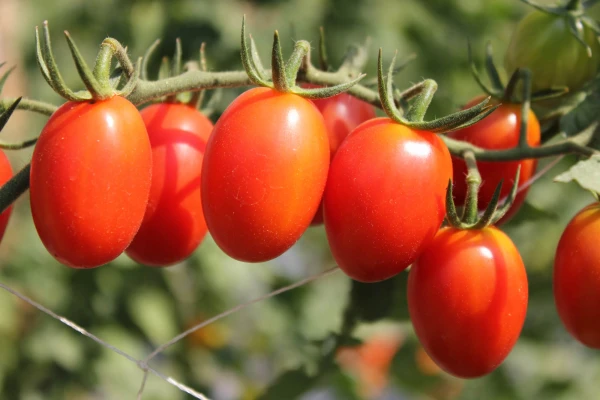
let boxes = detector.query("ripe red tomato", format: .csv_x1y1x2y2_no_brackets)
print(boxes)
126,103,213,266
554,202,600,348
308,88,376,225
201,87,329,262
408,226,528,378
447,98,540,223
0,152,13,242
30,96,152,268
324,118,452,282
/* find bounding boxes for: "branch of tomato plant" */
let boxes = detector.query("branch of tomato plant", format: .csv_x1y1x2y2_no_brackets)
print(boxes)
0,97,57,116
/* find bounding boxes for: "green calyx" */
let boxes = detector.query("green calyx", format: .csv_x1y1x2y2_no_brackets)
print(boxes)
468,41,568,103
240,16,364,99
36,21,139,102
446,151,521,229
377,50,497,133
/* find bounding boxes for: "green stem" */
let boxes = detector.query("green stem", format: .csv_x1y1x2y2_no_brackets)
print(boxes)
461,151,481,225
443,123,596,160
1,98,58,116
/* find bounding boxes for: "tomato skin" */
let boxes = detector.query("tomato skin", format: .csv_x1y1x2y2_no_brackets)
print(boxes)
308,90,376,225
126,103,212,266
447,98,540,223
30,96,152,268
324,118,452,282
0,152,13,243
554,203,600,348
201,87,329,262
408,227,528,378
505,11,600,93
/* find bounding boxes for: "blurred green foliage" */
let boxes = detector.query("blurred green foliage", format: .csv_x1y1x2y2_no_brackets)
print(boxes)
0,0,599,399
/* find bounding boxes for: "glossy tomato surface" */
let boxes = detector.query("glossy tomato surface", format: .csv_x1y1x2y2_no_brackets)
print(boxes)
408,226,528,378
324,118,452,282
201,87,329,262
126,103,213,266
505,11,600,93
554,203,600,348
447,98,540,223
309,89,376,225
0,151,13,243
30,96,152,268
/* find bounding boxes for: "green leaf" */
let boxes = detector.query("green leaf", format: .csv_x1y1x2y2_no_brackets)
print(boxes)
559,91,600,136
554,155,600,194
258,368,317,400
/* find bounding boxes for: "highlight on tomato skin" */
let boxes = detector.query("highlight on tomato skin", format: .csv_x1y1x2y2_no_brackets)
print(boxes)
407,226,528,379
126,103,213,267
30,96,153,269
554,202,600,349
0,151,13,245
323,117,452,283
306,85,377,226
447,98,541,224
201,87,330,263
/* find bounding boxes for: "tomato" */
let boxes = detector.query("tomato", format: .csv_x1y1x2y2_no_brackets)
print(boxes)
408,226,528,378
505,11,600,93
308,88,376,225
447,98,540,223
126,103,212,266
324,118,452,282
0,152,13,243
337,333,402,398
201,87,329,262
30,96,152,268
554,202,600,348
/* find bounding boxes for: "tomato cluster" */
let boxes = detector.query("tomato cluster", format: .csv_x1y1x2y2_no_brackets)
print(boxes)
29,97,212,268
1,3,599,385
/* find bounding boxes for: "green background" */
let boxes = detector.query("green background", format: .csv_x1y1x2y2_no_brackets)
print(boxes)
0,0,598,399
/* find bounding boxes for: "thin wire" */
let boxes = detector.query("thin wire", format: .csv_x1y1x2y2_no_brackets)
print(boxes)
136,370,149,400
144,266,340,362
498,155,564,204
148,366,211,400
0,282,139,364
0,265,340,400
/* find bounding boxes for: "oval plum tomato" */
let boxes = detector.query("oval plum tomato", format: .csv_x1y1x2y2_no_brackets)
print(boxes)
0,152,13,243
201,87,329,262
324,118,452,282
505,11,600,93
554,203,600,348
126,103,213,266
307,86,376,225
30,96,152,268
408,226,528,378
447,98,540,224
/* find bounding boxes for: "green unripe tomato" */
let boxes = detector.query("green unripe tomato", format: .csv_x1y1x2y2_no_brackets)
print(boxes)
504,11,600,93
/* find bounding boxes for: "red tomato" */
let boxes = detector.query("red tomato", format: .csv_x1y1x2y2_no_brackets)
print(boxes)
447,98,540,224
324,118,452,282
554,202,600,348
308,89,376,225
30,96,152,268
201,87,329,262
126,103,212,266
408,226,528,378
0,152,13,242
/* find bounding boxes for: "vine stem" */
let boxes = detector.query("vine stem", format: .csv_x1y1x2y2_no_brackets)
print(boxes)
1,98,58,116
